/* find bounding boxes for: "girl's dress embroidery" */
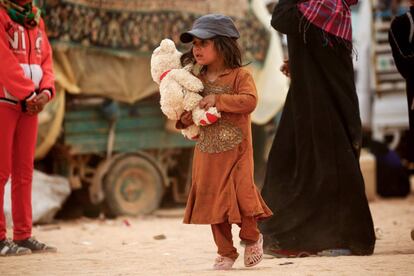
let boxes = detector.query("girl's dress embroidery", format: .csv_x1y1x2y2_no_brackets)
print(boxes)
197,82,243,153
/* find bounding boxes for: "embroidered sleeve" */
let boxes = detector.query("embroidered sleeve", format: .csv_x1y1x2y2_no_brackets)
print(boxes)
215,69,257,114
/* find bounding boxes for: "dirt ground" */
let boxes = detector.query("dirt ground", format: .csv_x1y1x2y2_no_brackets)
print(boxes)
1,196,413,276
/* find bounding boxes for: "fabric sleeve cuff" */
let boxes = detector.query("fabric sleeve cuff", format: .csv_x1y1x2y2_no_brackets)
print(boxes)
26,91,37,101
41,89,52,101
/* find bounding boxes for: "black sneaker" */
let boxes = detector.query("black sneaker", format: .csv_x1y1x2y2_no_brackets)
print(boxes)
15,237,57,253
0,239,32,256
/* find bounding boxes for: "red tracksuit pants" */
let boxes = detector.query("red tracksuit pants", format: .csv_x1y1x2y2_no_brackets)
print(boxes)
0,104,37,241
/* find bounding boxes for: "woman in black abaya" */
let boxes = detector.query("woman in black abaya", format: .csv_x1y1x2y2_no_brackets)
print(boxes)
260,0,376,256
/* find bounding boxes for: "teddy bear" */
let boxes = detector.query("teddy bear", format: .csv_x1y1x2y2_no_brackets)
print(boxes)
150,38,220,140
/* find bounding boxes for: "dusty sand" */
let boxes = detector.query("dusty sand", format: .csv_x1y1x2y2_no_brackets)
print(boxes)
1,196,413,276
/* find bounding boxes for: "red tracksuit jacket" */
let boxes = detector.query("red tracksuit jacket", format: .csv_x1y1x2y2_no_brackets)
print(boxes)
0,8,55,105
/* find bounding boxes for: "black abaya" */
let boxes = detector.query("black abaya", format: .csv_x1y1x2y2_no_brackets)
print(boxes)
259,0,376,255
389,6,414,163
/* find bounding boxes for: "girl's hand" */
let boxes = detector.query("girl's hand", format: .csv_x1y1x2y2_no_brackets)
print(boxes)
180,111,194,126
26,92,49,115
280,59,290,78
199,94,216,110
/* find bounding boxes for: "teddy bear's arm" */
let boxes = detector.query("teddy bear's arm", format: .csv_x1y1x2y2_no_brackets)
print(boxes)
216,71,257,114
169,69,204,93
183,92,203,111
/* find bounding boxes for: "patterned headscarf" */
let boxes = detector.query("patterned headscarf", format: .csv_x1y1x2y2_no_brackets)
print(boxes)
298,0,359,42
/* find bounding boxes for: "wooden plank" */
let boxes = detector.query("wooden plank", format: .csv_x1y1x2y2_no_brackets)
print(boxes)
66,130,195,154
63,100,194,154
65,105,162,121
65,117,165,134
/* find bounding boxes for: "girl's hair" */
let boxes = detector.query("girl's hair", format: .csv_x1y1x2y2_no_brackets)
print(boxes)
180,36,242,69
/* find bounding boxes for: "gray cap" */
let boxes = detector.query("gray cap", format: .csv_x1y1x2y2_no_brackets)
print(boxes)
180,14,240,43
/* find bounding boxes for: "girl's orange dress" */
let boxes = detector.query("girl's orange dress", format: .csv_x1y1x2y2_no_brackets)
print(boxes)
183,67,273,224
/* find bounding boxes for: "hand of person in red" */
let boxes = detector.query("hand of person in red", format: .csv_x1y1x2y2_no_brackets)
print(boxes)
26,92,49,115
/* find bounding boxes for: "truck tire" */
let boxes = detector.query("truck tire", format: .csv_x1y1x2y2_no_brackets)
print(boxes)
103,153,165,216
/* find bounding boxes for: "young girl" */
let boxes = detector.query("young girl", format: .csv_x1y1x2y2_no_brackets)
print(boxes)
177,14,272,270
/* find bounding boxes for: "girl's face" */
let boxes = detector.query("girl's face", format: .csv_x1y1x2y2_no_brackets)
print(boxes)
192,38,220,66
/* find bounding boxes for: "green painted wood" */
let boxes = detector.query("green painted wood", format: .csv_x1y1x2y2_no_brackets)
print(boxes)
66,130,194,154
65,105,161,121
65,117,165,134
64,100,194,154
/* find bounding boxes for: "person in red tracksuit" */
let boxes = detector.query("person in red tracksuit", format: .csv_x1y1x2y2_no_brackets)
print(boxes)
0,0,57,256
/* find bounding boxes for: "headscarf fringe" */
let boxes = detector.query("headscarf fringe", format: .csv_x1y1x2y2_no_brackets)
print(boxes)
298,11,356,56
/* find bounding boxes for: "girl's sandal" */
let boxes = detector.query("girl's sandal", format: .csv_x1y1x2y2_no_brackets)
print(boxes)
244,234,264,267
213,255,236,270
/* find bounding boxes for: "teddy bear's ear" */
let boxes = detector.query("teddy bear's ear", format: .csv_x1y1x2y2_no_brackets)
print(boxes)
152,46,160,55
160,39,177,53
